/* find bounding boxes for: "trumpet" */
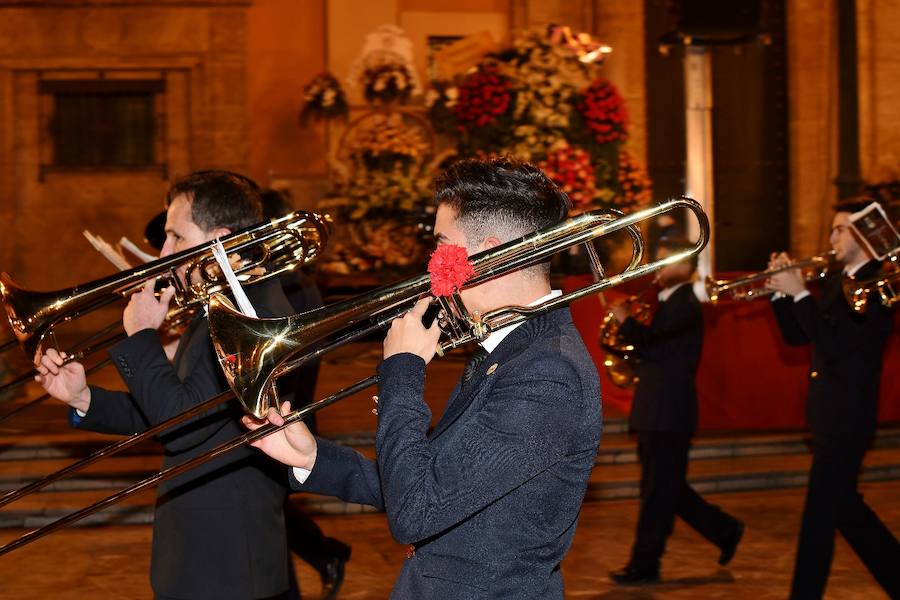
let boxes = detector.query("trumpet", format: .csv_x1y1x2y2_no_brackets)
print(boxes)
0,211,330,361
843,254,900,313
704,251,836,303
0,197,709,556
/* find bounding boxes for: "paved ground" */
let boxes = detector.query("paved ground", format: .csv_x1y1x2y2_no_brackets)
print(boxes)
1,481,897,599
1,342,898,598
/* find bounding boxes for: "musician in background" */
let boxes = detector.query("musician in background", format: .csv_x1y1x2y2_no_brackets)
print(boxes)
36,171,295,600
768,198,900,599
260,189,351,600
245,157,602,599
608,238,744,585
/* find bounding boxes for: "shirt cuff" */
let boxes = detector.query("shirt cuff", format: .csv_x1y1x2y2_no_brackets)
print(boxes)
75,408,87,417
291,466,312,484
793,290,811,303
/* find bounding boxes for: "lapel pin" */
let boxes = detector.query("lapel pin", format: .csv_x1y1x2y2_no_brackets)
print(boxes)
486,363,498,375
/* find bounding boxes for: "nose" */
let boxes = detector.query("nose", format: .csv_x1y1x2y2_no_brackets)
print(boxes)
160,238,174,258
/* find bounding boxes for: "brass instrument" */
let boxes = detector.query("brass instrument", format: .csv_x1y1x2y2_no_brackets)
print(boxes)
209,197,709,418
843,253,900,313
0,211,330,361
0,197,709,556
0,304,197,401
598,298,652,390
704,251,836,303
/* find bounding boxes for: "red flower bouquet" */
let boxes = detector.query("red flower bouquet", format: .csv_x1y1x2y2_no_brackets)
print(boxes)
454,66,514,130
539,145,598,211
578,78,629,145
428,244,476,297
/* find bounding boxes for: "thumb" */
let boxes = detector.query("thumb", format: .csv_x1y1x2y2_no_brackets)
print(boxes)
242,415,265,431
159,286,177,308
266,407,286,427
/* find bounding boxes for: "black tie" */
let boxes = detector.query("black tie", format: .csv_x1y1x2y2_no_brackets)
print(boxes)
461,347,489,386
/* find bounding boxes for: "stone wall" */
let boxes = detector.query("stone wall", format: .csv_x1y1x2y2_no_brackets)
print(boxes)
0,2,251,296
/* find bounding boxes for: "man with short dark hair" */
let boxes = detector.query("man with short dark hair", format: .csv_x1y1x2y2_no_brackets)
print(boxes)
768,199,900,599
246,157,602,599
37,170,295,600
609,238,744,584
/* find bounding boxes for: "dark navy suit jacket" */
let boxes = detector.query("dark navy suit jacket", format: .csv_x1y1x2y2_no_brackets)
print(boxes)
71,279,293,600
772,261,892,441
619,283,703,433
291,307,602,599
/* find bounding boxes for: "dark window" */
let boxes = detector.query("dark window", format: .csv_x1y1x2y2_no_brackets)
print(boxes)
39,79,165,170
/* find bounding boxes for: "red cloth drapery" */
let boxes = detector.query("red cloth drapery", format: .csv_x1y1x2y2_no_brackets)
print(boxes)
564,275,900,431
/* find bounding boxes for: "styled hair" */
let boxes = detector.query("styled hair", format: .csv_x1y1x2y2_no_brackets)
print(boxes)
166,170,263,233
260,188,295,221
656,236,699,271
434,157,570,242
433,157,571,278
833,195,881,216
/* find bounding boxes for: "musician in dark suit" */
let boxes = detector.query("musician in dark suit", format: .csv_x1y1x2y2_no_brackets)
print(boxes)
768,199,900,599
609,238,744,585
36,171,295,600
260,189,351,600
245,157,602,600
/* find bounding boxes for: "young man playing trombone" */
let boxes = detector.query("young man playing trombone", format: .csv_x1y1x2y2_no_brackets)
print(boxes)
768,198,900,599
246,157,603,599
35,171,297,600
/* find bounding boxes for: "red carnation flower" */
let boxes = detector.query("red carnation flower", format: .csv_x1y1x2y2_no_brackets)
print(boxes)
428,244,476,297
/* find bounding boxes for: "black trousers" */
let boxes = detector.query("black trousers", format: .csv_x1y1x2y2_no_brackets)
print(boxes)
629,431,739,571
790,435,900,599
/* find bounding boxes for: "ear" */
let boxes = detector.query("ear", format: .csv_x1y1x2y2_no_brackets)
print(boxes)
481,236,502,250
207,227,231,241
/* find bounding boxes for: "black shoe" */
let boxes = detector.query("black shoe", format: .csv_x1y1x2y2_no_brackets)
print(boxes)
317,554,346,600
718,520,745,566
609,565,660,585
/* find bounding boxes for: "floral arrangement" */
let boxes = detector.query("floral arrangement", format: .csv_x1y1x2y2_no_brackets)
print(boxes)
617,150,653,211
299,73,348,124
426,28,651,215
428,245,476,297
347,112,429,172
578,78,628,145
453,65,514,130
538,143,601,212
317,110,436,276
363,64,414,105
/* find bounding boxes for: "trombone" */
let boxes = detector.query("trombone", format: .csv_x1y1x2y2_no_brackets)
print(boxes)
0,211,330,362
704,251,836,303
0,211,329,417
0,197,709,556
210,196,708,418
